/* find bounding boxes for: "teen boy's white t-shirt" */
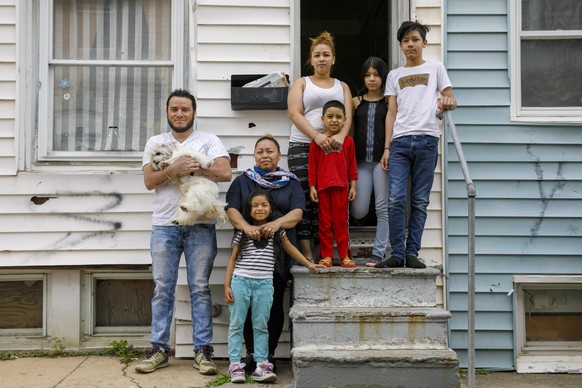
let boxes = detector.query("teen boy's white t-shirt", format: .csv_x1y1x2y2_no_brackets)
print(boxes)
385,60,452,139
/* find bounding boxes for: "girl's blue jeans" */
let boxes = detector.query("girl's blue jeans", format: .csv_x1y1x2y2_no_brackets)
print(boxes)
228,275,274,363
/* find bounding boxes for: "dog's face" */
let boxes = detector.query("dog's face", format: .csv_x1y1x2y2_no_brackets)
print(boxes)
150,143,177,171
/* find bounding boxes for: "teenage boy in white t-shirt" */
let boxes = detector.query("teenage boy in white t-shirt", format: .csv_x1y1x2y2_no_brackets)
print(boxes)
377,21,457,269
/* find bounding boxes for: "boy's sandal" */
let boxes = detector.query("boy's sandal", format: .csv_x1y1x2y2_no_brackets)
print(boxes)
340,258,357,268
319,257,333,268
365,258,380,267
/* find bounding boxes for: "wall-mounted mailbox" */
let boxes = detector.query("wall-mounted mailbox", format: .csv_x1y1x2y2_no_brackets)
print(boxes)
230,74,290,111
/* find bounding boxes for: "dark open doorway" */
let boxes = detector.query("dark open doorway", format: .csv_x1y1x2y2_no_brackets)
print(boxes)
300,0,391,97
300,1,392,227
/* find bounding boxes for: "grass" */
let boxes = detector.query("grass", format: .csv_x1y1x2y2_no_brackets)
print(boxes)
0,338,143,365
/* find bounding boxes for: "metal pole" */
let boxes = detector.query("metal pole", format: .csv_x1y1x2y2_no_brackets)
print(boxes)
467,188,476,388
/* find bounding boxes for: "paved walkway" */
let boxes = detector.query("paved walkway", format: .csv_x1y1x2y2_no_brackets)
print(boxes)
1,355,581,387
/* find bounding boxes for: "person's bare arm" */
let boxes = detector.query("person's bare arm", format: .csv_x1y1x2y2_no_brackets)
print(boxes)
329,81,353,148
224,243,240,304
227,207,262,240
281,235,323,272
259,209,303,238
380,96,397,172
287,78,327,148
439,87,457,111
196,156,232,182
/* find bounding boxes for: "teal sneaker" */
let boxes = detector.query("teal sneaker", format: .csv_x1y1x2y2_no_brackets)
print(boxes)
135,347,169,373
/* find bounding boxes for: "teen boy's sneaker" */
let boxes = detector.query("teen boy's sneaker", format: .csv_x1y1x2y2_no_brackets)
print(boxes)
228,362,246,384
406,256,427,268
135,347,169,373
251,361,277,383
374,256,404,268
193,345,217,375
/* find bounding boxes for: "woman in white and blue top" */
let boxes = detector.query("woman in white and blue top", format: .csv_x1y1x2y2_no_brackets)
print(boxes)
224,189,321,384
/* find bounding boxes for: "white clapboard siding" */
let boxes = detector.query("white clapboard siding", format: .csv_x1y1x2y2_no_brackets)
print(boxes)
0,2,17,177
175,0,294,358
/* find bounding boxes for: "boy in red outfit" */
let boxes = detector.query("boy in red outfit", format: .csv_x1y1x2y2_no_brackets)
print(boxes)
308,100,358,268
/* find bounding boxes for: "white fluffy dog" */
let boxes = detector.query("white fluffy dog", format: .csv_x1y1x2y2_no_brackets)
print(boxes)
150,143,227,225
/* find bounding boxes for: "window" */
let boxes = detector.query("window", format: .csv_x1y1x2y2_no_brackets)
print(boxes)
37,0,185,163
510,0,582,122
514,276,582,373
83,272,154,335
0,276,46,336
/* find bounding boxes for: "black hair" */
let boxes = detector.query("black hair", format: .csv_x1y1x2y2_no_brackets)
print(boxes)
397,21,430,42
255,135,281,152
357,56,389,97
166,89,197,111
238,189,283,271
322,99,345,116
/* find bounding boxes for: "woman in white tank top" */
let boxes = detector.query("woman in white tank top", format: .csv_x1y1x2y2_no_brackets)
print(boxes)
286,31,353,262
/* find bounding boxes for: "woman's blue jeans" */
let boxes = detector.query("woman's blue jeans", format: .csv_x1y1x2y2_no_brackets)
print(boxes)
228,275,274,363
150,224,217,352
388,135,439,263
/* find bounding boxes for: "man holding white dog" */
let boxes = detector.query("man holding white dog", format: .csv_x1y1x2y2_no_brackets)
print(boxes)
137,89,232,375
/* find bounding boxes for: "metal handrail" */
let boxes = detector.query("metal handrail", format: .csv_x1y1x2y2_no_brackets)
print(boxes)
444,110,477,388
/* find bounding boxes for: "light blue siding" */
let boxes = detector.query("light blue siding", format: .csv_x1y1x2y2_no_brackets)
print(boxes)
444,0,582,370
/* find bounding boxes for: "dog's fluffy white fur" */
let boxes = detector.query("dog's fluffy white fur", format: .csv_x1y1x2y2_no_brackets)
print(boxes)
149,143,227,225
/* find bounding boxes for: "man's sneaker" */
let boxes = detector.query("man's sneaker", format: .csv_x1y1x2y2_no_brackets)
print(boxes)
228,362,246,384
374,256,404,268
193,345,217,375
243,352,256,375
135,347,169,373
251,360,277,383
406,256,427,268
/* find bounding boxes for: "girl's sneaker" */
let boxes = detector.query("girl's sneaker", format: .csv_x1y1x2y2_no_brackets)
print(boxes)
251,361,277,383
228,362,246,384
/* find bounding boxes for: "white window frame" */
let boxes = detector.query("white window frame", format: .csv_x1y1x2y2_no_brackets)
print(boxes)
34,0,185,167
0,274,47,338
509,0,582,123
513,275,582,373
82,271,153,337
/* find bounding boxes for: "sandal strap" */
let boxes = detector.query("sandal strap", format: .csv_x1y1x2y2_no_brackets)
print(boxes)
319,258,333,264
341,258,355,265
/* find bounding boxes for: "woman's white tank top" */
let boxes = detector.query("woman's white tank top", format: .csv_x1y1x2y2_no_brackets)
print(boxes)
289,77,344,144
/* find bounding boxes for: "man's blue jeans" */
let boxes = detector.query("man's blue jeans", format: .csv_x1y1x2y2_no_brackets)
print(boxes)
150,224,217,352
228,275,274,363
388,135,439,263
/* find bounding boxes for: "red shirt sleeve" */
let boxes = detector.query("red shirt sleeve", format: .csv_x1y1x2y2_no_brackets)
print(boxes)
307,140,319,187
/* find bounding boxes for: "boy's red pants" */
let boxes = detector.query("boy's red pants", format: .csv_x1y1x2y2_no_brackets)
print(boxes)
317,186,349,259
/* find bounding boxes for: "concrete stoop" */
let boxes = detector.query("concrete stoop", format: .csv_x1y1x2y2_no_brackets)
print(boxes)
289,267,460,388
291,348,460,388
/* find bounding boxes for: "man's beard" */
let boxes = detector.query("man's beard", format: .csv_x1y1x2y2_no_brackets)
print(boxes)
168,118,194,133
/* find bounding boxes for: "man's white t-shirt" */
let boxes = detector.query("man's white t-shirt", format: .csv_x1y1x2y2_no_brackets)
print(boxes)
142,130,229,226
384,60,452,139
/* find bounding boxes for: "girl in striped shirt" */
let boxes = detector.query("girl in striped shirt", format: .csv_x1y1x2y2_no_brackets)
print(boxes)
224,189,321,383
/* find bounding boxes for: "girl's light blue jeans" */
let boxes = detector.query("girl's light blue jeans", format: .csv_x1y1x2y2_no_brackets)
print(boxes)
228,275,274,363
150,224,217,352
351,161,390,258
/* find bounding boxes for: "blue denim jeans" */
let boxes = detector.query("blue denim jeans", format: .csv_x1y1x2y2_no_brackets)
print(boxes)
388,135,439,263
351,161,390,258
150,224,217,352
228,275,273,363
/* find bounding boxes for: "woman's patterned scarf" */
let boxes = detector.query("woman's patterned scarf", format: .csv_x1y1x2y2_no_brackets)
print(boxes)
243,166,299,189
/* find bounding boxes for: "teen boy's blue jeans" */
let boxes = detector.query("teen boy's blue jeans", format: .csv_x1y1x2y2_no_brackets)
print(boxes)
150,224,217,352
228,275,274,363
388,135,439,263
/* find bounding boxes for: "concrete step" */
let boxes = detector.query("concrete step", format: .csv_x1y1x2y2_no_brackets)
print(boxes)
291,266,440,308
289,306,450,349
291,348,460,388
